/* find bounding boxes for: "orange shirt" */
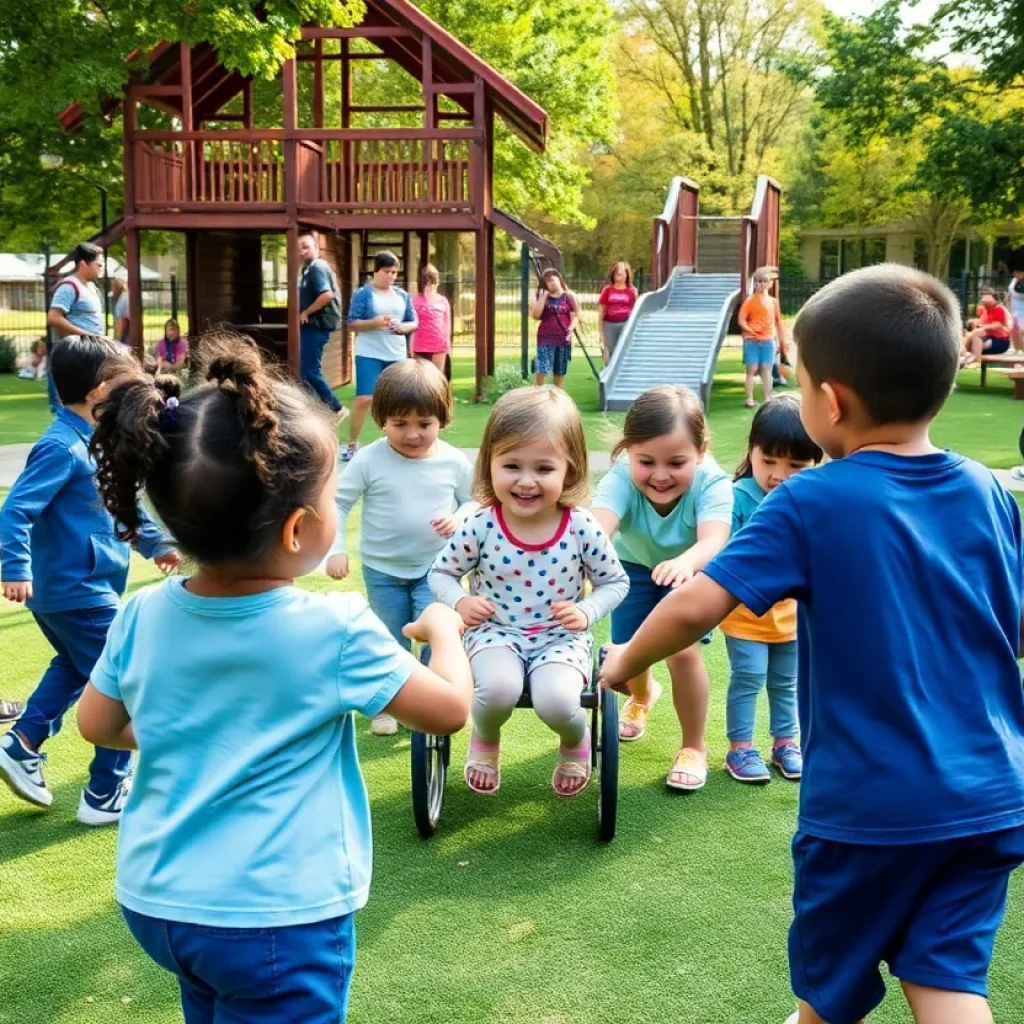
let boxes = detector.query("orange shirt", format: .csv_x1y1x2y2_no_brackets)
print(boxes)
739,293,776,341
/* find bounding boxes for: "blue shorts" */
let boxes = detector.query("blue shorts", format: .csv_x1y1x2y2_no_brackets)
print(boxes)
535,344,570,377
743,338,776,367
789,825,1024,1023
611,560,712,646
355,355,402,397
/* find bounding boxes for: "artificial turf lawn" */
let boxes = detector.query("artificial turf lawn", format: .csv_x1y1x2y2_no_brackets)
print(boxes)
2,521,1024,1024
0,347,1021,469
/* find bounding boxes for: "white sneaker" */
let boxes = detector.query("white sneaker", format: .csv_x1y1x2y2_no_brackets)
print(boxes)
76,775,131,826
784,1012,800,1024
370,714,399,736
1011,466,1024,482
0,731,53,807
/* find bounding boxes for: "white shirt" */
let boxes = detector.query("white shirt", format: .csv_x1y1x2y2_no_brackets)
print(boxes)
356,289,409,362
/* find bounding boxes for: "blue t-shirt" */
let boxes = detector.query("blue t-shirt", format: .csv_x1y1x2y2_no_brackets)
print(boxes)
591,455,733,567
704,450,1024,845
91,579,418,927
50,277,103,336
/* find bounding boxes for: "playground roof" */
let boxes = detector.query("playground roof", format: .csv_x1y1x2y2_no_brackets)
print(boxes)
59,0,549,152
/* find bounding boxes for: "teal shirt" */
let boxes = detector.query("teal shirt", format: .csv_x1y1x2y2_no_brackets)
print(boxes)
592,455,734,567
92,579,418,927
731,475,766,533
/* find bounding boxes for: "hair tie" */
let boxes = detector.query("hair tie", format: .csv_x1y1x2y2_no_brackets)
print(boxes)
158,395,179,430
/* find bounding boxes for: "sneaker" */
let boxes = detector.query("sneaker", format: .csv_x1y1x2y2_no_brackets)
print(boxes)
1011,466,1024,482
772,743,803,780
784,1014,800,1024
370,713,399,736
340,443,358,464
0,731,53,807
77,775,131,826
333,407,349,427
0,698,23,724
725,747,771,784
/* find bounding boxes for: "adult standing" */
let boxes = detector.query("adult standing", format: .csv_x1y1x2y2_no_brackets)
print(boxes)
530,268,577,389
111,275,130,347
344,250,417,462
297,232,347,425
45,242,105,412
597,262,638,364
1006,267,1024,352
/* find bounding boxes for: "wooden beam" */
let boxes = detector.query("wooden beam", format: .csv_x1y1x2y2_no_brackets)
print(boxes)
349,105,425,113
299,213,478,232
126,228,144,357
136,129,284,141
423,36,434,130
313,38,324,128
123,85,137,223
474,222,491,398
402,231,413,289
134,85,183,98
283,56,300,374
180,43,193,132
134,213,290,230
425,82,478,95
287,226,301,373
301,26,415,39
134,201,285,213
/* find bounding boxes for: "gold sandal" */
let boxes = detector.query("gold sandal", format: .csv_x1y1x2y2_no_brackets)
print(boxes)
666,747,708,791
618,681,662,742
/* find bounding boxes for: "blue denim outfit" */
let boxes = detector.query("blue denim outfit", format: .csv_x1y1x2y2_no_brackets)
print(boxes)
363,564,432,658
299,326,342,412
723,636,798,742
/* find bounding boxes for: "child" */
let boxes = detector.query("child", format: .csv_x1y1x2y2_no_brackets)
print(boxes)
0,336,179,824
720,395,822,784
597,262,638,364
155,319,189,375
591,385,732,790
17,339,47,380
76,333,472,1022
739,269,787,408
429,386,628,797
601,265,1024,1024
326,359,473,737
530,268,578,389
344,250,418,462
411,264,452,375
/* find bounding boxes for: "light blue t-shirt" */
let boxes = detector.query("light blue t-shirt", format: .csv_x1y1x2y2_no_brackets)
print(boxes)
91,578,418,927
354,287,410,362
591,454,734,567
50,277,103,335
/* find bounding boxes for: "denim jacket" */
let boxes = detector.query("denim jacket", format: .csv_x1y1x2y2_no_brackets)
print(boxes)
345,284,415,326
0,408,173,612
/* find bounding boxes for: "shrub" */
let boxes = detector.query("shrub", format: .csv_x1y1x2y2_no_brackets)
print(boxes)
0,336,19,375
481,361,527,403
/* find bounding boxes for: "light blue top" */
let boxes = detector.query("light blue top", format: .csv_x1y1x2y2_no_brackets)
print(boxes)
706,451,1024,845
731,475,765,532
0,408,171,611
50,277,104,335
347,284,415,361
91,580,418,927
331,438,474,578
591,455,734,567
113,293,129,320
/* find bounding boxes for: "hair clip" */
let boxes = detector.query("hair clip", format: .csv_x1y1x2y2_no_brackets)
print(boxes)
158,395,179,430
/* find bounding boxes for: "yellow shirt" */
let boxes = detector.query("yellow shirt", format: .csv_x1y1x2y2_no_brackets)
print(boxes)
721,597,797,643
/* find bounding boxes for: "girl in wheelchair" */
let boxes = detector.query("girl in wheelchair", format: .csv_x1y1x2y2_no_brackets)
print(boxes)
429,386,628,798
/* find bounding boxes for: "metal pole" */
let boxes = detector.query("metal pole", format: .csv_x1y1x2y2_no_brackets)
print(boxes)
99,186,110,336
171,273,179,321
519,243,530,379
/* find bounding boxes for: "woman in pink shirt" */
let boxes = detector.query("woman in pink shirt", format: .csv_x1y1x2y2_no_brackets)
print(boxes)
411,265,452,374
597,262,638,364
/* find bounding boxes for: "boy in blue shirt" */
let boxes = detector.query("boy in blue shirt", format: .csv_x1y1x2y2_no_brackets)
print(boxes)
601,264,1024,1024
0,336,179,826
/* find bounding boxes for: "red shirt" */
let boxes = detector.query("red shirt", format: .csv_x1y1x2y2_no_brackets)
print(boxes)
598,285,638,324
979,304,1011,339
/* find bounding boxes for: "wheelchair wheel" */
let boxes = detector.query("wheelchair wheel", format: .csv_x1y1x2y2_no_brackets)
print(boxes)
411,731,449,839
596,688,619,843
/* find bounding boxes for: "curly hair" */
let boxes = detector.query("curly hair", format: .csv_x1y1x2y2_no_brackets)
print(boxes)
90,332,336,565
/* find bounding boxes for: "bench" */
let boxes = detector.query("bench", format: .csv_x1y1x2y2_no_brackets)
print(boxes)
1008,369,1024,401
979,352,1024,387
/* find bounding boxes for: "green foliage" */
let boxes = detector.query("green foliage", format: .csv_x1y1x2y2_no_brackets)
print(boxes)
481,361,528,403
938,0,1024,86
0,336,18,375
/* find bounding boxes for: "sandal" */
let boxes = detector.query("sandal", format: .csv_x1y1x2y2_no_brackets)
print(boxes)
666,747,708,792
552,730,591,798
618,680,662,742
464,734,501,795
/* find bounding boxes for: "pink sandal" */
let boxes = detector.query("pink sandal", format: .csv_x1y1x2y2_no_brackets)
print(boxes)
464,734,501,795
552,730,592,798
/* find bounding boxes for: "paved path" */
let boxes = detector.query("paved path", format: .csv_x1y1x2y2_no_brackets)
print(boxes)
0,441,1020,491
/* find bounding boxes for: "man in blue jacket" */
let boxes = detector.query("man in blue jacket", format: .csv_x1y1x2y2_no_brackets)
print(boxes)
0,336,179,825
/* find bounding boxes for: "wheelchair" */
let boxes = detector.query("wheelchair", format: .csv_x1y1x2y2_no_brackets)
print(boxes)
410,650,619,842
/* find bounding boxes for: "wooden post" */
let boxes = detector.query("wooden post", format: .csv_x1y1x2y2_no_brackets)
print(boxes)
422,38,434,129
283,57,300,372
340,231,354,385
341,38,352,204
243,79,253,129
126,228,144,359
313,39,325,127
418,230,430,277
402,231,413,291
474,223,493,398
180,43,193,131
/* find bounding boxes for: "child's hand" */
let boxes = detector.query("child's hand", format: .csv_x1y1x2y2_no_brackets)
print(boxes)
598,643,631,691
403,603,466,643
431,516,459,538
456,596,495,627
325,554,349,580
551,600,588,631
651,555,694,589
2,581,32,604
154,550,182,575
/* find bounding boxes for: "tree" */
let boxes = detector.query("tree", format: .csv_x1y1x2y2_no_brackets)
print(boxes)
937,0,1024,86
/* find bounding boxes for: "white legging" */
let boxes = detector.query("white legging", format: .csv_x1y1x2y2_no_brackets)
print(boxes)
469,647,587,748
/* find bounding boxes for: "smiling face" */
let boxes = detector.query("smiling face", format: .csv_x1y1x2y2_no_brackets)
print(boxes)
627,425,704,511
383,412,441,459
750,445,817,492
490,437,568,519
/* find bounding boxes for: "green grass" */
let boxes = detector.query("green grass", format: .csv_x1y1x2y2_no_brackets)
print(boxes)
2,348,1021,469
2,512,1024,1023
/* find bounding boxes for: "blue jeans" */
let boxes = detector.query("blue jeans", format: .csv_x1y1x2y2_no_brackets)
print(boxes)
19,606,130,794
611,560,712,646
742,338,776,367
363,565,432,659
724,636,798,743
299,326,341,412
121,907,356,1024
45,339,60,413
